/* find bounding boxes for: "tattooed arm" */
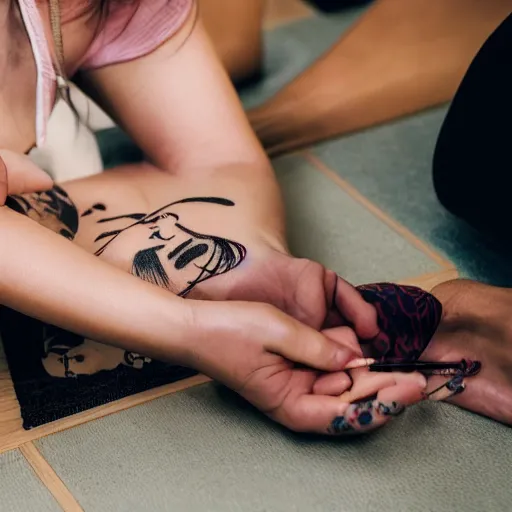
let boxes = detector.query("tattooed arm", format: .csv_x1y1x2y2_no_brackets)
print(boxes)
0,205,197,360
2,163,427,436
0,181,383,436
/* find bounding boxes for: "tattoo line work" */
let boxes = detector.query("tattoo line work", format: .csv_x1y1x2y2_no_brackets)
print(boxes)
93,196,246,297
81,203,106,217
6,189,247,379
7,186,79,240
329,400,404,434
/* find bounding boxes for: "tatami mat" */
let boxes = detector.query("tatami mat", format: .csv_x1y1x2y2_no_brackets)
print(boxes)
36,384,512,512
0,450,60,512
265,0,314,28
312,109,512,285
274,155,441,283
240,6,512,286
239,7,366,109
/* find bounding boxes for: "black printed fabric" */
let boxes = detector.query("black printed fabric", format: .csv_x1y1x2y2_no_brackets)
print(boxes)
0,308,197,429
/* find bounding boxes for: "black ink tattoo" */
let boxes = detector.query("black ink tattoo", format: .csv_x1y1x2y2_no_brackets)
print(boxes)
81,203,106,218
329,400,404,434
41,324,152,378
97,213,146,223
94,197,247,297
6,186,79,240
132,245,171,290
7,189,247,297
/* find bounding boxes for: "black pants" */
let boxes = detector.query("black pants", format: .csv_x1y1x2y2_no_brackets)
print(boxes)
433,13,512,238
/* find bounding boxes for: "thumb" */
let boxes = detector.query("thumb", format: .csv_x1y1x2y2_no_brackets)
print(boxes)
0,150,53,200
265,308,356,372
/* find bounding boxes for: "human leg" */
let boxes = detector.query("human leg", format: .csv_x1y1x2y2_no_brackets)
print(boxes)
433,13,512,238
248,0,511,155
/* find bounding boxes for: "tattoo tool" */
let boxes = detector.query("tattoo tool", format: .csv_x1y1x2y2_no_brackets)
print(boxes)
345,358,481,376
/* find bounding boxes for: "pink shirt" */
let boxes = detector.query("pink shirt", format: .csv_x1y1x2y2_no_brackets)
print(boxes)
80,0,194,70
17,0,194,147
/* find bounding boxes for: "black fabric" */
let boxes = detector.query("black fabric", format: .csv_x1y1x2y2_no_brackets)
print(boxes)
304,0,373,13
433,13,512,238
0,307,197,429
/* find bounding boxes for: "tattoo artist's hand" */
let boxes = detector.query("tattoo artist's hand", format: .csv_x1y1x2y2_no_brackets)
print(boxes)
205,251,381,340
0,150,53,205
188,301,427,435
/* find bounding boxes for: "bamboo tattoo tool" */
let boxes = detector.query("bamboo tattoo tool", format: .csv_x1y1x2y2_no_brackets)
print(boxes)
345,358,482,377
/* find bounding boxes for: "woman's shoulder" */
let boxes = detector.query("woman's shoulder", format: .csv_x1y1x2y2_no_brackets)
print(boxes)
79,0,195,71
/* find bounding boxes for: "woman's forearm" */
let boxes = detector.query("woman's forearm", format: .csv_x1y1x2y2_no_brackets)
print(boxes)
0,207,197,364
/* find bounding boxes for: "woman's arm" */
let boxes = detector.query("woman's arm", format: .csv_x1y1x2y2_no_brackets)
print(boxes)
80,16,270,177
1,205,387,435
0,206,194,362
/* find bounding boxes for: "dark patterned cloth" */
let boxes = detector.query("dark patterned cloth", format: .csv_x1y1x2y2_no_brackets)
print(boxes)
1,281,441,429
356,283,442,361
0,307,197,430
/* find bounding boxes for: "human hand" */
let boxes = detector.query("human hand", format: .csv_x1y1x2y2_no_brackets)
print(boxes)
0,150,53,205
187,300,426,435
203,250,381,340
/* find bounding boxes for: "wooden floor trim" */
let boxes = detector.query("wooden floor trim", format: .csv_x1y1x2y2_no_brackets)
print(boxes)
0,375,210,455
303,150,455,271
398,268,459,290
20,442,83,512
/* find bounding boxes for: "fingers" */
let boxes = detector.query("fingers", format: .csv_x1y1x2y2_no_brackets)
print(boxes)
313,371,353,396
272,394,355,434
266,310,358,372
277,367,426,435
329,376,426,435
0,150,53,198
323,326,362,355
338,370,426,403
333,276,379,339
424,374,465,401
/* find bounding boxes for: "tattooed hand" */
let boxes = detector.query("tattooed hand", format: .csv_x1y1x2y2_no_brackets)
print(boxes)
0,150,53,205
188,300,426,435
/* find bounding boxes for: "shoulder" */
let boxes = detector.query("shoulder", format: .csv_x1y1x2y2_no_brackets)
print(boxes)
79,0,195,71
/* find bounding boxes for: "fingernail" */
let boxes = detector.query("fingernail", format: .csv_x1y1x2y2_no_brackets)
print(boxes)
424,374,465,401
447,383,466,397
329,414,356,434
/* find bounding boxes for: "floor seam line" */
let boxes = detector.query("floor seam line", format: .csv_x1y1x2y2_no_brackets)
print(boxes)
20,441,83,512
302,150,455,270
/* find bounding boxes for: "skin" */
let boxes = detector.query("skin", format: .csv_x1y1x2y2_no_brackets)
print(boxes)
0,1,388,434
6,163,431,434
247,0,512,156
1,1,505,432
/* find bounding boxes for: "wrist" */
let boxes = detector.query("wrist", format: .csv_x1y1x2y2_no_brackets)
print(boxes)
181,299,257,377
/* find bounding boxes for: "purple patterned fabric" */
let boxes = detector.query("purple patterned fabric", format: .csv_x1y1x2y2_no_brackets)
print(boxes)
356,283,442,361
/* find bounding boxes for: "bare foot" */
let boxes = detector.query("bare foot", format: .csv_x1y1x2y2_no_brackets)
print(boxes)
424,279,512,425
